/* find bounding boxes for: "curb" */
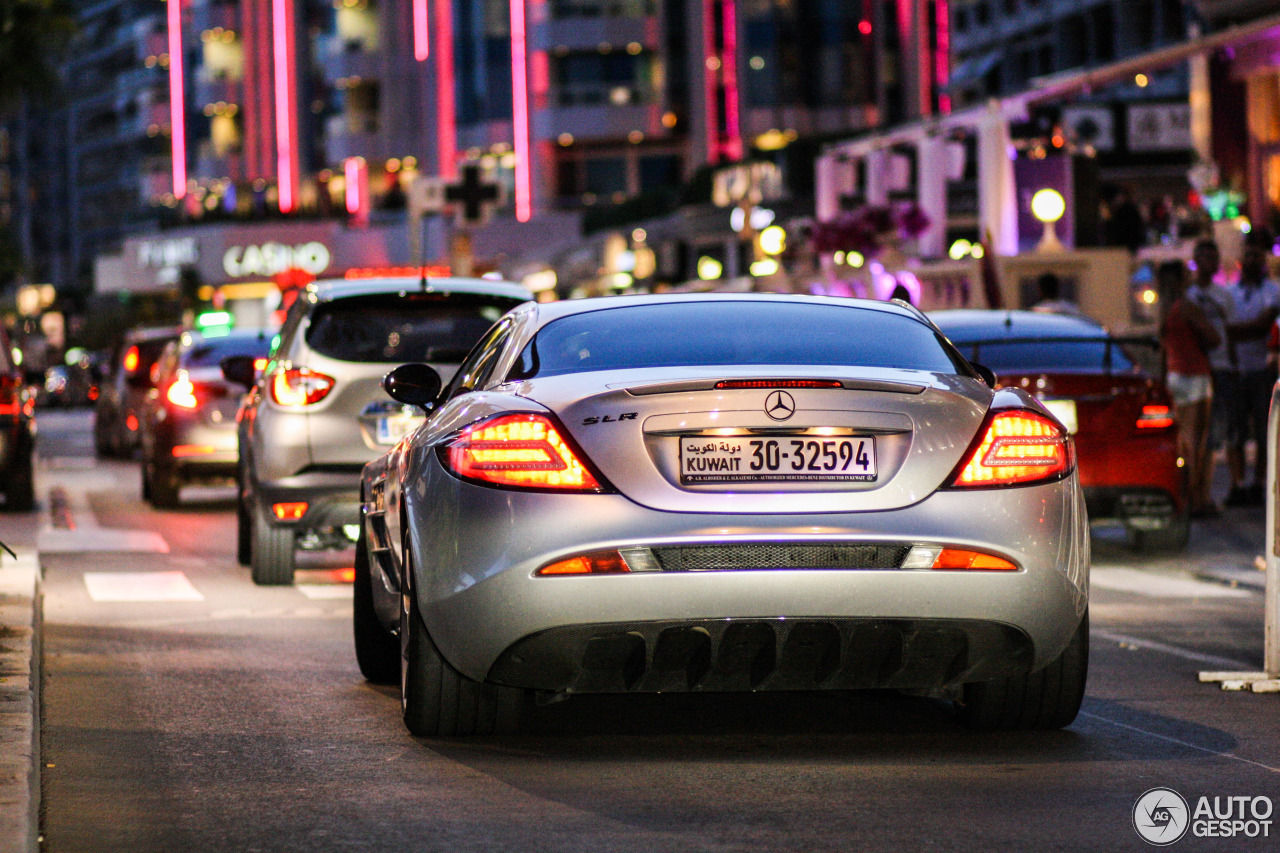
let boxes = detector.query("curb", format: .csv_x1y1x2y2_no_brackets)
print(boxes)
0,551,40,853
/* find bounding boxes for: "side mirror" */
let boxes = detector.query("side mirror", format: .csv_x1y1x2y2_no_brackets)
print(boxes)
383,363,442,411
971,362,997,388
221,355,258,389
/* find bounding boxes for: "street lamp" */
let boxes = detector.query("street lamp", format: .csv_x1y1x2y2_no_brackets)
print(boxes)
1031,188,1066,253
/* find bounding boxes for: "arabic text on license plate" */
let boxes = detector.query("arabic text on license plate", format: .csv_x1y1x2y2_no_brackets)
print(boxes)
680,436,877,483
376,416,419,445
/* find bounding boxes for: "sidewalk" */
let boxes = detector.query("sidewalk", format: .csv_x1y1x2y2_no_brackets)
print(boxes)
0,541,39,853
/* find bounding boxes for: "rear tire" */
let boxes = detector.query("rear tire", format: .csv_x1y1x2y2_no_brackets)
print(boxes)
250,504,296,585
146,461,181,508
353,523,399,684
2,445,35,513
235,469,251,566
400,552,521,737
955,610,1088,731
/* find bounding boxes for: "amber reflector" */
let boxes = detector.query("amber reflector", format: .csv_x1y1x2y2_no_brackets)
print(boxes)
272,502,309,520
537,551,630,575
932,548,1018,571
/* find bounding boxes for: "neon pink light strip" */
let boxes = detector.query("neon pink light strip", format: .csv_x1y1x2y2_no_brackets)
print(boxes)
436,0,456,178
702,0,718,164
344,157,362,214
510,0,532,222
719,0,742,161
413,0,430,61
935,0,951,114
272,0,296,212
166,0,187,198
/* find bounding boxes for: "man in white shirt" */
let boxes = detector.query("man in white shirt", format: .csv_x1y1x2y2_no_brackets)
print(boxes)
1223,233,1280,505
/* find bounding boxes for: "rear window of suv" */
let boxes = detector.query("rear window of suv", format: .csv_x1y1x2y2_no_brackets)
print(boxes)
511,301,968,378
306,292,525,363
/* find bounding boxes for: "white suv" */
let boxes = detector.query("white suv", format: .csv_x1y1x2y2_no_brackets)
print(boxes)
228,276,532,584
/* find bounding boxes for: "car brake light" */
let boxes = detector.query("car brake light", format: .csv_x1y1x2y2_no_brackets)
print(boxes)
166,372,199,409
122,345,140,373
253,358,268,372
1136,404,1174,429
269,367,336,407
715,379,843,389
950,409,1071,488
172,444,215,457
444,413,604,491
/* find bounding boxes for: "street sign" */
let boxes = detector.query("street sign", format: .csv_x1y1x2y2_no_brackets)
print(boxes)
408,175,447,217
445,164,506,227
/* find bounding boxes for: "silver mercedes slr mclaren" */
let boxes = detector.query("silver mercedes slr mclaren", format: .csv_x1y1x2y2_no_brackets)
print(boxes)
354,294,1090,737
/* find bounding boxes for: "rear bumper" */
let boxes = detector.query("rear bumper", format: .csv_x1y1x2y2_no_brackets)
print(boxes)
399,469,1090,689
1083,485,1182,528
258,467,363,529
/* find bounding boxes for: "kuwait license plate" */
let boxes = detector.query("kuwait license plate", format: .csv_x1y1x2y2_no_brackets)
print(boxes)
375,415,421,445
680,436,877,484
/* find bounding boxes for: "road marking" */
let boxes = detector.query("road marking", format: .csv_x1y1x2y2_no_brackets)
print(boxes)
297,585,354,600
38,481,169,555
1080,711,1280,775
1091,566,1252,598
1094,630,1256,671
83,572,203,602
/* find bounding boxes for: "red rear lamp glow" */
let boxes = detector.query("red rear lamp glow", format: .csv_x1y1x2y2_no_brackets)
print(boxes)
932,548,1018,571
166,373,199,409
171,444,215,458
272,502,309,520
1136,404,1174,429
269,367,336,407
715,379,843,389
445,413,602,491
122,345,140,373
253,358,268,372
537,551,630,575
126,414,139,432
951,410,1071,488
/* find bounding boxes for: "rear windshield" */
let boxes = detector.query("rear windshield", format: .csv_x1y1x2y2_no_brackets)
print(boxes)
510,301,968,378
306,293,525,363
126,336,179,376
183,334,273,368
949,338,1145,373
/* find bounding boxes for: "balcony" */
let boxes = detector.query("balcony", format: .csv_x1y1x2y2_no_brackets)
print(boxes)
545,17,653,52
314,35,381,84
534,102,658,142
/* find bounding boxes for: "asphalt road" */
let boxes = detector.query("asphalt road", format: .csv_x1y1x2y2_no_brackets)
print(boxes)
31,409,1280,852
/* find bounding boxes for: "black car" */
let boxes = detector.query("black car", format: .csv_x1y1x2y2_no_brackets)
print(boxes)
94,325,183,458
0,324,36,512
139,329,274,507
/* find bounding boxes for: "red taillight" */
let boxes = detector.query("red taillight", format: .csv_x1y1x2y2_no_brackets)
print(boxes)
253,358,268,372
172,444,215,458
166,372,199,409
444,413,603,491
951,409,1071,488
272,502,309,520
122,345,140,373
714,379,844,389
1136,404,1174,429
268,367,336,407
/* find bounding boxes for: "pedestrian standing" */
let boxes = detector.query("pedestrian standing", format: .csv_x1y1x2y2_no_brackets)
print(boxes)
1223,232,1280,505
1183,238,1234,511
1157,260,1221,517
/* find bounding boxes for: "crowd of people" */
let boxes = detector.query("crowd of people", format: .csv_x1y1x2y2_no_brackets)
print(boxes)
1158,233,1280,517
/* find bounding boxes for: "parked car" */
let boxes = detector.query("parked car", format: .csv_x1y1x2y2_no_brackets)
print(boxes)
0,324,36,512
94,325,184,458
932,309,1186,553
354,294,1090,737
228,275,533,585
138,329,274,508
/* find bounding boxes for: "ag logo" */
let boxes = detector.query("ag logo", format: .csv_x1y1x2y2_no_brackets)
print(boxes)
764,390,796,421
1133,787,1190,845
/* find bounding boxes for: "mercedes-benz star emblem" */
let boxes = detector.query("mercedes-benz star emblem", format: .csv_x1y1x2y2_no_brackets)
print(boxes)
764,390,796,421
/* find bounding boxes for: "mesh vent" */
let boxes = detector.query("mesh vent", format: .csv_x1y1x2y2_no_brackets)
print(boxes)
653,543,911,572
